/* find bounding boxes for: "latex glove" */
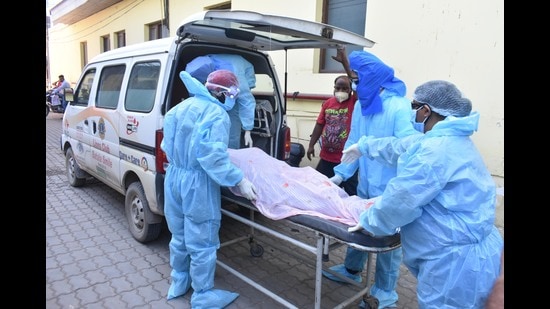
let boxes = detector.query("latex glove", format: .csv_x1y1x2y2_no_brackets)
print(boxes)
244,130,253,148
347,223,373,236
347,223,363,232
341,143,361,164
237,178,257,201
329,175,343,186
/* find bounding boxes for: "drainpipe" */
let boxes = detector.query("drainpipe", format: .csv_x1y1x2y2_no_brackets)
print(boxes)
162,0,170,37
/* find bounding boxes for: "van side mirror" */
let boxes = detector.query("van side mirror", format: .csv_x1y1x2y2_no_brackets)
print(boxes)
64,88,74,102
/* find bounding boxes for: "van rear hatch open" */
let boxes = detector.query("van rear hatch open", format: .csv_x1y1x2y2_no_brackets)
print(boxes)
176,10,375,51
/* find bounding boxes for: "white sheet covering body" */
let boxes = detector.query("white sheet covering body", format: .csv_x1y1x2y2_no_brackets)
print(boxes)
228,147,376,226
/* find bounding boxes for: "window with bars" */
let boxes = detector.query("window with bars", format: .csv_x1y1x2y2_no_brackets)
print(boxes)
115,30,126,48
101,35,111,52
147,21,165,41
320,0,367,73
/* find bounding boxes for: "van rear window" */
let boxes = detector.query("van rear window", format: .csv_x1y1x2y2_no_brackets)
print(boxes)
125,61,160,113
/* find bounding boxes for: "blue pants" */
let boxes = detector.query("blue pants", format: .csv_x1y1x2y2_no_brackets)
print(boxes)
59,94,67,110
227,105,242,149
345,246,402,307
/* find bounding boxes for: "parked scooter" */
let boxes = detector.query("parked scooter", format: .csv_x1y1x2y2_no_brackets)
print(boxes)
46,91,65,117
46,87,74,117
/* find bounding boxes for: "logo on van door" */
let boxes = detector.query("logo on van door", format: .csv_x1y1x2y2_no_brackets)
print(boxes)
126,116,140,135
98,118,106,140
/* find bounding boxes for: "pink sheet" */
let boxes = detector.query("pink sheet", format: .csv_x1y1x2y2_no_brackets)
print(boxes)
228,147,377,226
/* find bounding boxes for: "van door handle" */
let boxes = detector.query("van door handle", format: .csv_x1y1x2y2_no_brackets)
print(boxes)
84,119,88,125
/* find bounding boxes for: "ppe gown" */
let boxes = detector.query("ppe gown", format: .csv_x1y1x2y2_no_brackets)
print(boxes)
161,71,243,308
185,54,256,149
358,112,504,308
333,89,417,308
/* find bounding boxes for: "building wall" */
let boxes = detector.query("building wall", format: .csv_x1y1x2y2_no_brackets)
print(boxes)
47,0,504,228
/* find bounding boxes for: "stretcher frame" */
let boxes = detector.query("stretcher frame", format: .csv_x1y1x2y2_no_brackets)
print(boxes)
219,192,401,309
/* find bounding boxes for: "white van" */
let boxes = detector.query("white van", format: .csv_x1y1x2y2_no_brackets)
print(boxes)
60,10,374,243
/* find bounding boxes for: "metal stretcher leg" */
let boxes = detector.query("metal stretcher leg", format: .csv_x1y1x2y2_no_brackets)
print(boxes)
361,255,380,309
322,237,330,262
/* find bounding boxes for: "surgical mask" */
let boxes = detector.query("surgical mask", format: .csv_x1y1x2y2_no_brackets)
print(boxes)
351,80,358,92
208,83,239,111
411,106,428,133
334,91,349,103
221,96,236,111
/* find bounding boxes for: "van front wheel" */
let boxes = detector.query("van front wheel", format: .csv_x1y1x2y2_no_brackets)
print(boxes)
66,147,86,187
125,181,162,243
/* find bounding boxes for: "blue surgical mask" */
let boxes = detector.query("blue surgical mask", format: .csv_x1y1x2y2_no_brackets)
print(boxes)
209,88,238,111
222,96,236,111
411,106,428,133
351,80,358,92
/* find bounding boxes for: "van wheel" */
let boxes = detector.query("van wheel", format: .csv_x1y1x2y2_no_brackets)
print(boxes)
125,182,162,243
46,105,50,117
66,147,86,187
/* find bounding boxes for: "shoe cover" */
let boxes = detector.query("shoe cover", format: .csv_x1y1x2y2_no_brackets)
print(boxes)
359,299,397,309
167,269,191,300
368,285,398,309
322,264,362,283
191,288,239,309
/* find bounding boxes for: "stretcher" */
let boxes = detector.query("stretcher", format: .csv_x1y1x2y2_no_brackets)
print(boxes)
219,190,401,309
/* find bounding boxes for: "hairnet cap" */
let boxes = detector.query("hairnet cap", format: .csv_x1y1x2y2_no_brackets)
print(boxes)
413,80,472,117
206,69,239,90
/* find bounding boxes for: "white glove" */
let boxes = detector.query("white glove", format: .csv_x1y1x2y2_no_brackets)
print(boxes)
243,130,253,148
341,143,361,164
347,223,373,236
347,223,363,232
237,177,257,201
329,175,343,186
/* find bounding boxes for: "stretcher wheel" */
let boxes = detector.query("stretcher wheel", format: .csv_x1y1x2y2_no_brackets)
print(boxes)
250,244,264,257
361,295,379,309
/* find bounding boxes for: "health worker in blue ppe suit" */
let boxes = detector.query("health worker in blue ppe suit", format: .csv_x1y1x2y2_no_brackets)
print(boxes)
161,69,258,308
185,54,256,149
344,80,504,309
324,48,417,309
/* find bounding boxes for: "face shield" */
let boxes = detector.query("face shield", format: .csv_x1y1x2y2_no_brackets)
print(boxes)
204,82,240,99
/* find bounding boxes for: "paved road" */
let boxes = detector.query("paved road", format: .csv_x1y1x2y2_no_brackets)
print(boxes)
46,113,419,309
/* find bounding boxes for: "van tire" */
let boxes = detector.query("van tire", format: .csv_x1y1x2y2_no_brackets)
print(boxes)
66,147,86,187
125,181,162,243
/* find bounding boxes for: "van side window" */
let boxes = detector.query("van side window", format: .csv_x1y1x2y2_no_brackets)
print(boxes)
126,61,160,113
74,69,96,106
96,65,125,109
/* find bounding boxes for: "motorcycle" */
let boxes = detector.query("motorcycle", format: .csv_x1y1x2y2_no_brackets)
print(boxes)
46,91,65,117
46,88,73,117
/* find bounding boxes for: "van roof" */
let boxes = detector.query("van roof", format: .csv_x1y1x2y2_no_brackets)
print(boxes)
89,37,174,63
